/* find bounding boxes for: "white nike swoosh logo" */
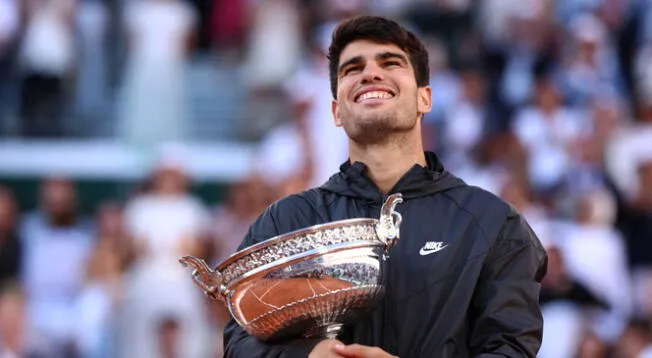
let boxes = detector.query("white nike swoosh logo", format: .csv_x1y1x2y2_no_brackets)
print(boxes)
419,245,448,256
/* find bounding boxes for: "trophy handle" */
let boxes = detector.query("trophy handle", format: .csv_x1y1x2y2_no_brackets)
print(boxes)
375,193,403,252
179,256,226,302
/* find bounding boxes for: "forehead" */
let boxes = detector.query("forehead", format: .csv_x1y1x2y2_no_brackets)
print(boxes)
339,40,408,62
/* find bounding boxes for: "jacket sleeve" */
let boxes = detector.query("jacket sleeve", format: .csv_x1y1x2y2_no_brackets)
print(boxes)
469,212,548,358
222,204,323,358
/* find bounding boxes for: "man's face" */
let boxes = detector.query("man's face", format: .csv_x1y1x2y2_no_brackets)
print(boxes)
41,179,76,216
332,40,431,145
0,192,16,233
638,161,652,209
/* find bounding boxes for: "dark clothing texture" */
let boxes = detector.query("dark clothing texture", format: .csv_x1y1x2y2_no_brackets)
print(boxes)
0,231,23,285
540,280,611,310
617,208,652,268
224,151,548,358
20,73,66,137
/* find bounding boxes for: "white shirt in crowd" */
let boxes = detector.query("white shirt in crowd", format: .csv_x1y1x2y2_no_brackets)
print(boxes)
19,0,76,75
124,194,210,264
120,192,213,358
20,212,94,345
0,0,19,49
512,106,588,189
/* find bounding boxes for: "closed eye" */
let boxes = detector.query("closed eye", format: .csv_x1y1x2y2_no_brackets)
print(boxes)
343,65,363,76
383,61,402,68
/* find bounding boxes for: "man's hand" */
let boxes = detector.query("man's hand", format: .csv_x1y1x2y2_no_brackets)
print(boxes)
333,344,398,358
308,339,346,358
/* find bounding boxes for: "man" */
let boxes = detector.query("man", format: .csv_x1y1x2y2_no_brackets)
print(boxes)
223,15,547,358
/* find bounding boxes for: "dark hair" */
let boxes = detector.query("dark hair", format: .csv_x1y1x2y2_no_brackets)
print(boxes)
327,16,430,99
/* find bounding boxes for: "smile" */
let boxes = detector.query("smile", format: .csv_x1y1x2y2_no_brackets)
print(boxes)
355,90,395,103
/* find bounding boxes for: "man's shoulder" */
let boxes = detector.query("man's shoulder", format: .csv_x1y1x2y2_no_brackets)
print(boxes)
269,187,329,212
445,183,531,240
262,188,334,229
443,183,515,217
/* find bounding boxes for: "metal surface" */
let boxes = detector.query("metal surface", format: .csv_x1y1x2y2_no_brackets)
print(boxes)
180,193,403,342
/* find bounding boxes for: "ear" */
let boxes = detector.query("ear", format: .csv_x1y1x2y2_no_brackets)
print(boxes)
332,99,343,127
417,86,432,119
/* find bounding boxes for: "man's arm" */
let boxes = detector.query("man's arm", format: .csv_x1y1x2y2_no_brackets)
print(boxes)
469,212,548,358
222,204,324,358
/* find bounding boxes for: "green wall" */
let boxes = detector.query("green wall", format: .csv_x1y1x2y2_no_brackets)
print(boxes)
0,177,229,214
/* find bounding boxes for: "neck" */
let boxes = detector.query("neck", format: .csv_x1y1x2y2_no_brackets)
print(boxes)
348,132,426,194
48,212,76,227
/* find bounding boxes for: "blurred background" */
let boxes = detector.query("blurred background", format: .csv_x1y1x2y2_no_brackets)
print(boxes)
0,0,652,357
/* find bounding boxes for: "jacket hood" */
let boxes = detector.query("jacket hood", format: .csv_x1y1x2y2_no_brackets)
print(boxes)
321,151,466,202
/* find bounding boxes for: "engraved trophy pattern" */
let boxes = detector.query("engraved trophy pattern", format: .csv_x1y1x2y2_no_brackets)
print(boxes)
179,193,403,341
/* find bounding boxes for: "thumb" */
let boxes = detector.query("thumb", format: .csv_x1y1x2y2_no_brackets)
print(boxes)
333,344,373,357
333,344,399,358
332,343,360,357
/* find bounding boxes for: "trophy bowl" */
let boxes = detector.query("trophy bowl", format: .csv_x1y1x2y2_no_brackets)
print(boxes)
179,193,403,342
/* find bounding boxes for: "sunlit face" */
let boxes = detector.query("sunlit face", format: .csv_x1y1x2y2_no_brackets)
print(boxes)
153,168,188,195
41,179,76,215
0,193,16,232
332,40,432,145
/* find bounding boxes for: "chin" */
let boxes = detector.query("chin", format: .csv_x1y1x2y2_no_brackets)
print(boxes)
356,108,397,123
346,122,413,146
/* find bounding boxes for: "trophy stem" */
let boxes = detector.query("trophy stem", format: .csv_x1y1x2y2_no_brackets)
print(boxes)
304,323,344,340
324,323,344,339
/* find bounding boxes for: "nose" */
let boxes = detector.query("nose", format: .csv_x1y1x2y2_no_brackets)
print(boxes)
360,63,384,83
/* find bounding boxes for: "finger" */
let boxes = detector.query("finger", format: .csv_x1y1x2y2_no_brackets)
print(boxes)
333,344,398,358
333,344,372,357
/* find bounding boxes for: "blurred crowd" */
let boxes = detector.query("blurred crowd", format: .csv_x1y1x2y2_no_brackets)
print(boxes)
1,0,652,357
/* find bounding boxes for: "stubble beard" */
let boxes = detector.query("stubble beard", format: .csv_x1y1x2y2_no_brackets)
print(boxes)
345,109,416,146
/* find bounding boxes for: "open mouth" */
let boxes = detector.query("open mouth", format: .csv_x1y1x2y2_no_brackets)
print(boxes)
355,90,395,103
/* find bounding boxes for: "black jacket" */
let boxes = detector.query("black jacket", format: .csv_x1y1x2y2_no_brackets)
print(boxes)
224,152,548,357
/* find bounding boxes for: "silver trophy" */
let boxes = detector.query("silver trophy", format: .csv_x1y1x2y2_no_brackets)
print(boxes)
179,193,403,342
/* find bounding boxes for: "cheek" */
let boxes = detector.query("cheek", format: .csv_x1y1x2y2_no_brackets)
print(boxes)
337,77,357,100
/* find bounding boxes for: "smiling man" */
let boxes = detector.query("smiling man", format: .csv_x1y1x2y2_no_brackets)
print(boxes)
223,16,547,358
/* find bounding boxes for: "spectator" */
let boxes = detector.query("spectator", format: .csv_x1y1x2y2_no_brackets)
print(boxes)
212,174,271,264
556,190,633,344
0,281,29,358
0,187,22,286
18,0,77,137
257,22,349,190
440,63,490,171
615,151,652,317
156,316,182,358
538,245,607,358
0,0,21,132
511,72,588,194
421,36,461,151
73,0,109,129
615,319,652,358
118,144,212,358
73,201,130,358
558,13,625,106
19,177,95,357
576,331,610,358
118,0,197,149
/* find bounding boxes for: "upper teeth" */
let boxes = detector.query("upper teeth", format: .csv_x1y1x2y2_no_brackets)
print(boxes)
357,91,393,102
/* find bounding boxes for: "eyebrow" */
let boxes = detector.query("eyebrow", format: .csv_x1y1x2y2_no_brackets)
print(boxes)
338,51,409,75
338,55,363,75
376,51,408,64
